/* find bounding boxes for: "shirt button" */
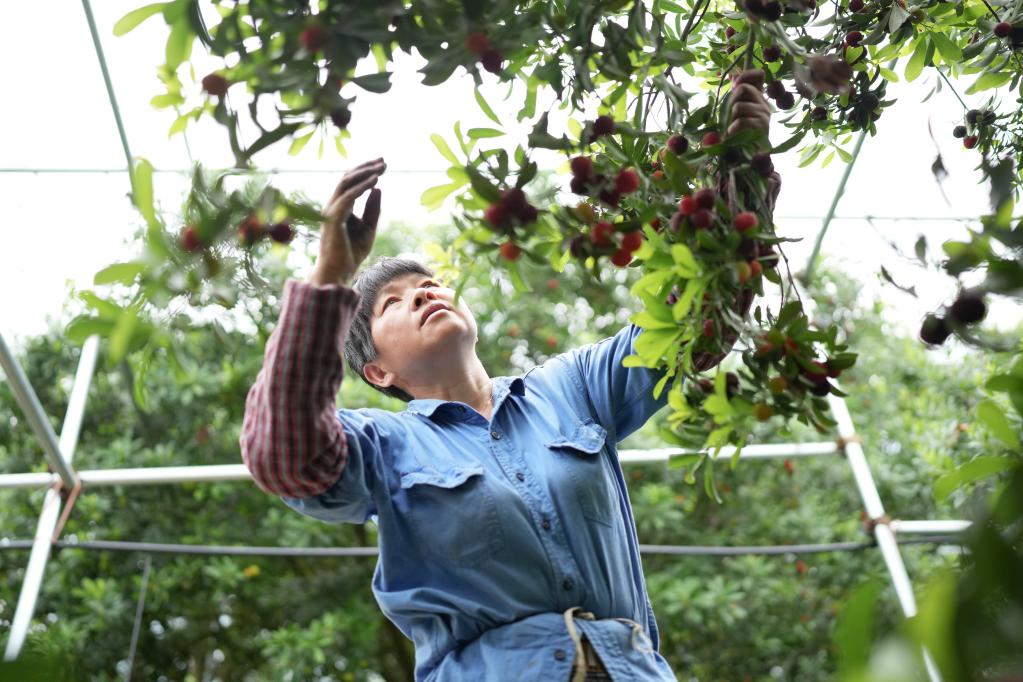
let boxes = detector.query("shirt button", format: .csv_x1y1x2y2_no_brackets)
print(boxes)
553,649,566,661
541,518,551,531
490,431,502,440
562,578,574,591
515,471,525,481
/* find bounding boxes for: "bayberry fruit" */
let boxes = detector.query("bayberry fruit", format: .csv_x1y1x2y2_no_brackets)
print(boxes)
733,211,759,232
963,136,978,149
499,241,521,261
737,238,760,260
481,50,504,74
650,218,662,231
751,153,774,176
570,156,593,178
775,91,796,110
300,25,327,52
845,30,863,47
849,0,864,11
753,402,774,421
667,134,689,155
591,221,614,247
810,381,832,396
920,315,951,345
690,209,714,229
598,188,621,207
811,106,827,121
269,222,294,244
238,216,265,246
702,131,721,146
569,235,588,258
725,372,740,399
768,376,788,394
703,319,715,338
615,168,641,194
952,125,967,138
679,195,697,215
994,22,1013,38
593,115,616,138
611,248,633,267
466,31,491,55
736,261,753,283
570,176,590,195
766,81,786,99
201,74,228,98
485,203,508,228
803,361,829,383
725,26,737,38
621,231,644,252
330,109,352,129
966,109,981,125
694,188,717,210
762,1,783,20
763,45,782,61
749,260,763,278
949,293,986,324
180,225,202,252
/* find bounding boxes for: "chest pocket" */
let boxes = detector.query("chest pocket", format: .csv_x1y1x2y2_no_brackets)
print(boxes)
400,464,505,568
546,420,616,527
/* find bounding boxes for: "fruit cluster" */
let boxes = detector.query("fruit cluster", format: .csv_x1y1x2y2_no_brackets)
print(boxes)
179,218,294,253
919,292,987,346
954,108,997,149
765,79,796,110
568,153,642,209
466,30,505,74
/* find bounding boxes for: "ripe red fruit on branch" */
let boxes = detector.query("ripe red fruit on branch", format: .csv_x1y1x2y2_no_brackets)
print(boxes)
920,315,951,345
570,156,593,178
749,260,763,278
963,136,978,149
611,248,633,267
736,261,753,283
592,115,616,138
725,26,736,38
485,203,508,228
693,188,717,210
481,50,504,74
300,25,327,52
269,222,294,244
615,168,641,194
766,80,786,99
701,131,721,146
994,22,1013,38
180,225,202,252
499,241,522,261
751,153,774,176
679,195,697,215
811,106,828,121
703,319,715,338
845,31,863,47
762,45,781,62
849,0,865,11
949,293,986,324
803,361,829,383
590,221,614,247
667,134,689,155
238,216,265,246
690,209,714,229
330,109,352,129
201,74,228,98
774,91,795,110
733,211,759,232
466,31,491,55
621,231,644,252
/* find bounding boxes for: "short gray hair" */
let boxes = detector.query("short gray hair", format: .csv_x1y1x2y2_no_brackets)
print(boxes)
344,256,435,403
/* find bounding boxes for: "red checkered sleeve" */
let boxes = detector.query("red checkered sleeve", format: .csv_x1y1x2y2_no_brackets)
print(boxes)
240,278,363,499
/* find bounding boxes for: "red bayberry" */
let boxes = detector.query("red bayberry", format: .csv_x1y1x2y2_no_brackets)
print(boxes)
849,0,864,10
201,74,228,98
702,131,721,146
811,106,828,121
803,361,829,383
693,188,717,210
768,376,788,393
725,26,736,38
650,218,662,231
963,136,978,149
570,156,593,178
238,216,265,246
466,31,491,55
679,195,697,215
751,153,774,176
615,168,640,194
784,459,795,475
330,109,352,129
300,25,327,52
611,248,633,267
499,241,521,261
845,30,863,47
598,188,621,207
485,203,509,228
920,315,951,345
667,134,689,155
180,225,202,252
749,260,763,278
690,209,714,229
784,337,799,354
795,560,808,575
703,319,715,338
269,222,294,244
733,211,759,232
591,221,614,247
736,261,753,283
652,170,665,181
762,45,781,62
994,22,1013,38
775,91,796,110
949,293,986,324
825,361,842,379
481,50,504,74
547,278,559,291
621,231,644,252
753,402,774,421
952,125,967,138
592,115,616,138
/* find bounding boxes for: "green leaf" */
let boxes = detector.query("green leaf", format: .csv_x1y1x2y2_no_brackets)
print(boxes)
467,128,504,139
351,73,392,94
965,70,1012,94
130,158,156,226
247,123,302,158
288,131,314,156
835,579,884,677
65,316,115,344
430,134,460,166
929,32,962,63
109,308,141,364
671,244,698,272
474,88,501,125
113,2,168,36
935,456,1016,501
976,399,1019,446
635,328,682,363
420,182,463,210
904,38,928,82
94,262,146,286
165,21,194,71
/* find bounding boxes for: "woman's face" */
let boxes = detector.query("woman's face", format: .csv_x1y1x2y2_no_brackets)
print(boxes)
363,272,479,392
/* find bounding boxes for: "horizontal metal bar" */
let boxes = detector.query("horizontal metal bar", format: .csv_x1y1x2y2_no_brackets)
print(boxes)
618,441,838,464
0,536,961,558
0,333,78,489
0,167,446,175
891,520,971,535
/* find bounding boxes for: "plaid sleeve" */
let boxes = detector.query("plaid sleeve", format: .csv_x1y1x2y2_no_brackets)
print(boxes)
240,278,363,498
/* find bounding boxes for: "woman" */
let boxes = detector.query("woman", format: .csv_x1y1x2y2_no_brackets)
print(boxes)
241,70,779,681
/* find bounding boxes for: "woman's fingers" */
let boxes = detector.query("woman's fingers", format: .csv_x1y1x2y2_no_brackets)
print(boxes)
329,158,385,203
731,101,767,117
362,187,382,229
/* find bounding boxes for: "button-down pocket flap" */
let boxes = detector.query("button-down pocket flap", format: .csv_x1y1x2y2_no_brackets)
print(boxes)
545,420,607,455
399,464,485,490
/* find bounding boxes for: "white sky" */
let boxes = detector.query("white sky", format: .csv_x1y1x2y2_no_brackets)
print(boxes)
1,1,1019,350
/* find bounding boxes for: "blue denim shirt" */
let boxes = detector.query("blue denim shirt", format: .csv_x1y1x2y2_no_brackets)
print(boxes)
283,324,678,681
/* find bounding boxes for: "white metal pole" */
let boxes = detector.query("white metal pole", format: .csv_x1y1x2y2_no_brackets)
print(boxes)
4,336,99,661
0,332,79,489
890,520,971,535
618,441,839,464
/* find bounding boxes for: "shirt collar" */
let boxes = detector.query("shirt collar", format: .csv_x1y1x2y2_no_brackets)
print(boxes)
406,375,525,419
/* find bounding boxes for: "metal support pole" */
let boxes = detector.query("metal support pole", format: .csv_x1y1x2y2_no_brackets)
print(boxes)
4,336,99,661
618,440,839,464
80,0,133,169
0,333,79,489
